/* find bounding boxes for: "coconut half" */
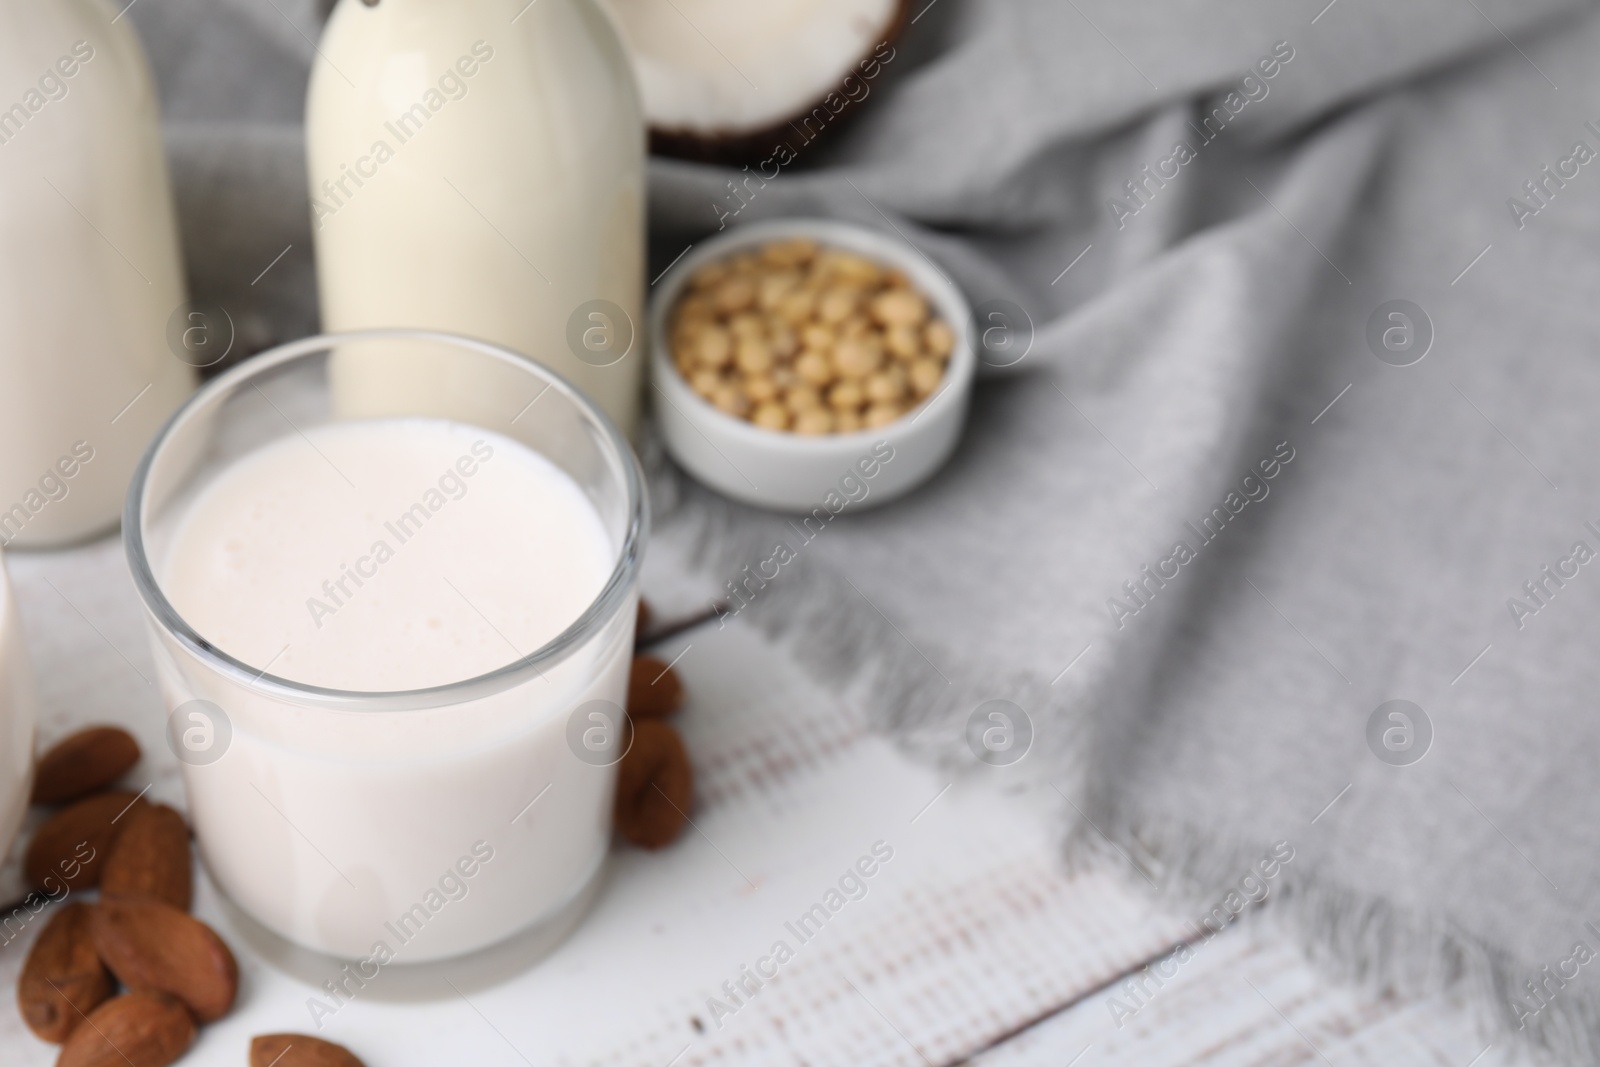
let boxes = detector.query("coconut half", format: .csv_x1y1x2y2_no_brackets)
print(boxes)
597,0,909,165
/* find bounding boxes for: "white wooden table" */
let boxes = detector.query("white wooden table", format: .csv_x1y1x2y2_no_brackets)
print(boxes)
0,534,1554,1066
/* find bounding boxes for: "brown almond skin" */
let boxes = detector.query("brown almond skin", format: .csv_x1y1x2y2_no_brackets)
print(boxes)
90,898,239,1023
55,991,195,1067
17,902,113,1043
24,790,146,892
100,803,192,911
251,1034,368,1067
627,655,685,719
614,720,693,849
635,598,652,637
31,726,141,806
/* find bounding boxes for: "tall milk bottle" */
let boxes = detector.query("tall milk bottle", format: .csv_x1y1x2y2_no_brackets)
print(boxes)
308,0,645,435
0,0,194,548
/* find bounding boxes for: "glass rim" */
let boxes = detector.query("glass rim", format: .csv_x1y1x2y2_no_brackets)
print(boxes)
123,328,648,712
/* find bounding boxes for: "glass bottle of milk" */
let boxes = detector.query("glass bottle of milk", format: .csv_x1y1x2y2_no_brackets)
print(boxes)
308,0,645,435
0,0,194,548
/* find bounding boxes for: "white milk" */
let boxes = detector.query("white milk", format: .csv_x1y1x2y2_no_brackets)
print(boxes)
156,418,628,961
0,553,37,864
0,0,194,547
162,419,611,691
307,0,645,435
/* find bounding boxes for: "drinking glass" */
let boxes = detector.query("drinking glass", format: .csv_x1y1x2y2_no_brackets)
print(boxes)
125,330,646,962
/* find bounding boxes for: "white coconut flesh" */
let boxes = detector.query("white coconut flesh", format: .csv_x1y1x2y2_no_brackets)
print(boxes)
598,0,900,137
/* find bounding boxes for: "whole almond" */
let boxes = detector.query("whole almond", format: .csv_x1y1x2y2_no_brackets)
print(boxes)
55,991,195,1067
90,898,239,1023
613,719,693,849
17,902,112,1043
24,790,146,892
100,803,192,911
627,655,685,719
31,726,141,805
250,1033,368,1067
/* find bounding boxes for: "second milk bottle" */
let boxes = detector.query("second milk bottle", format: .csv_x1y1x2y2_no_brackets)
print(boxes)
307,0,646,434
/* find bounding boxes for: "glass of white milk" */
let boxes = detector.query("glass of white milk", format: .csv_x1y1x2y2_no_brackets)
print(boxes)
124,331,646,963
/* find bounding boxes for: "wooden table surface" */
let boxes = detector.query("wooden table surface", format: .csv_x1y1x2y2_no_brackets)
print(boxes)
0,535,1555,1066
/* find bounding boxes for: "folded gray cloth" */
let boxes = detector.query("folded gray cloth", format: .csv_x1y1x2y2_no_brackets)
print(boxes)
129,0,1600,1059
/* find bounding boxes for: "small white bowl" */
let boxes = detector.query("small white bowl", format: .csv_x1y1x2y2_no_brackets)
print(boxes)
650,218,974,512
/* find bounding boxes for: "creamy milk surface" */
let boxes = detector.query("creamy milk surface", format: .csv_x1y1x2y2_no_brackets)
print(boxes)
161,417,611,691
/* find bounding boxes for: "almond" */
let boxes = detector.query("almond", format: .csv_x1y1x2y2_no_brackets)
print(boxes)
626,655,685,719
636,598,652,637
24,790,146,892
90,898,238,1023
250,1033,368,1067
614,720,693,849
17,902,112,1043
100,803,192,911
56,991,195,1067
31,726,141,805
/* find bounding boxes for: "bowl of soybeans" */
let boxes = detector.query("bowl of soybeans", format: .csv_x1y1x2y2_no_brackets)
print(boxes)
651,218,974,512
